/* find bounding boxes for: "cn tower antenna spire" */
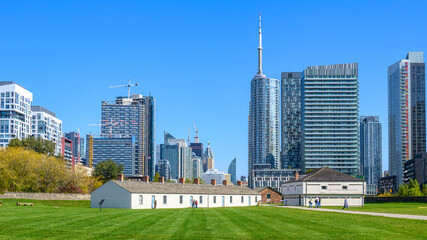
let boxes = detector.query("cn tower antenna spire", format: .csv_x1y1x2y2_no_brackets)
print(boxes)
257,12,263,75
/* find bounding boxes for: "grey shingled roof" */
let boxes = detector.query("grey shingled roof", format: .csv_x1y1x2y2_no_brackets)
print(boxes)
111,180,259,195
289,167,364,183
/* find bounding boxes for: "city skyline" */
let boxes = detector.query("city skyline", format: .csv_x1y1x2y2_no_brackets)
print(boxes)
1,1,427,178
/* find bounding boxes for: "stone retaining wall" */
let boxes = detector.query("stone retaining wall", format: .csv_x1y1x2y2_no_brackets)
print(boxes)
0,192,90,200
365,196,427,203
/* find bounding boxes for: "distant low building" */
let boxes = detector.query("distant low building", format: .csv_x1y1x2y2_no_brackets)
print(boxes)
404,151,427,185
202,169,225,185
91,178,260,209
378,175,398,194
256,187,282,204
282,167,365,207
251,164,299,192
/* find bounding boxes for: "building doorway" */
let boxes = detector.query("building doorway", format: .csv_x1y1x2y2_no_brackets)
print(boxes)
151,196,155,209
222,196,225,207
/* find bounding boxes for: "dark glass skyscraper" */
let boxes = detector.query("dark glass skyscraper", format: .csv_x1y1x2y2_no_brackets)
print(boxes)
360,116,382,186
228,158,237,185
101,94,155,178
281,72,302,169
388,52,425,185
302,63,360,176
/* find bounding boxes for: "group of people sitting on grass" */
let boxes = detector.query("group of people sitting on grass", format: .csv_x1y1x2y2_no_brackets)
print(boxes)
191,200,198,208
308,197,322,208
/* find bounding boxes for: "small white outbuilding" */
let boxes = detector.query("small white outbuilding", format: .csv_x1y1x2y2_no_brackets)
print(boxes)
91,179,261,209
282,167,366,207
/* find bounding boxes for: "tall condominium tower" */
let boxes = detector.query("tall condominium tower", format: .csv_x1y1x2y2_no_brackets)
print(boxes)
101,94,155,178
360,116,382,186
0,82,33,148
65,131,85,164
228,157,237,185
302,63,360,176
388,52,425,185
281,72,302,169
248,14,280,188
31,106,63,155
160,131,193,180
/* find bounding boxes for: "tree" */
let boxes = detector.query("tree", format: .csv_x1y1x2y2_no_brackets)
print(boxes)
398,180,423,197
398,183,408,197
422,184,427,196
93,159,124,183
8,137,55,155
153,172,160,182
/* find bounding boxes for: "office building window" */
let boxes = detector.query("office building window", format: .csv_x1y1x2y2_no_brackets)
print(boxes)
139,195,143,205
180,195,183,204
163,195,167,204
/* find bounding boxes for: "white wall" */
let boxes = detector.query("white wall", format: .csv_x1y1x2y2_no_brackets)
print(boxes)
91,181,131,209
130,193,261,209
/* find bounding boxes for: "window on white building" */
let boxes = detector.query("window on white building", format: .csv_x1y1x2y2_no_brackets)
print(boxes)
179,195,183,204
241,196,244,203
255,196,258,202
322,186,327,190
342,186,348,190
230,196,232,203
163,195,167,204
200,196,203,204
139,195,143,205
213,196,216,204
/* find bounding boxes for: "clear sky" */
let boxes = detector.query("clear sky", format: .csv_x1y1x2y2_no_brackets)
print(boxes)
1,0,426,178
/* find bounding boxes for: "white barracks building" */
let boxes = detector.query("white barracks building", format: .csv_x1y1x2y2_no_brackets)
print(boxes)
282,167,366,207
91,178,260,209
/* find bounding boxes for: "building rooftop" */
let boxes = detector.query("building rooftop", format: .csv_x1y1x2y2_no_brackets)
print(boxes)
288,167,364,183
110,180,259,195
0,81,27,89
31,106,56,117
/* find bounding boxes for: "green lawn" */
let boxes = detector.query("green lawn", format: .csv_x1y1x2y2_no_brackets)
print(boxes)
1,199,427,240
325,202,427,216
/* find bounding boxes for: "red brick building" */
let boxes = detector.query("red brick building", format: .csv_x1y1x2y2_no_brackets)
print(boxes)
257,187,282,204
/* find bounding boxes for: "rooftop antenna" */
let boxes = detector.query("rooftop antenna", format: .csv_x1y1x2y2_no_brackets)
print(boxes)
109,79,139,98
257,12,263,75
193,121,199,143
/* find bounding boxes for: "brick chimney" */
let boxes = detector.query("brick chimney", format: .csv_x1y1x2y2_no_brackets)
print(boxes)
179,178,185,184
194,178,200,185
211,179,216,186
223,180,228,186
142,176,149,183
117,174,124,182
159,177,164,183
295,172,300,180
237,180,242,186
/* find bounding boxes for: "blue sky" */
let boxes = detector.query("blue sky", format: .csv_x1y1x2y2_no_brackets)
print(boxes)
1,0,426,178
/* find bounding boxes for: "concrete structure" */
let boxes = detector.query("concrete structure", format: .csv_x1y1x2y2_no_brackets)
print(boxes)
85,135,135,175
360,116,382,186
302,63,360,176
281,72,302,169
90,179,260,209
282,167,365,206
257,187,283,204
404,151,427,185
248,14,280,188
31,106,63,155
202,169,225,185
228,158,237,185
378,175,398,194
0,82,33,148
64,131,84,165
101,94,155,178
388,52,426,185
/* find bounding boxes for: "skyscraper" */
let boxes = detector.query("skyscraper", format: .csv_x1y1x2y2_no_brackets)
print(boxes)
228,158,237,185
281,72,302,169
101,94,155,178
360,116,382,186
204,142,215,170
0,82,32,148
248,14,280,188
31,106,63,155
388,52,426,185
302,63,360,176
160,131,193,180
65,131,84,164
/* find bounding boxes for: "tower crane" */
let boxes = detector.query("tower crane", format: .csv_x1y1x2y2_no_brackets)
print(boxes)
109,79,139,98
193,121,199,143
88,118,123,137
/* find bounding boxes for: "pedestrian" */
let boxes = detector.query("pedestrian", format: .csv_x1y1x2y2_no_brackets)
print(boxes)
192,200,194,208
308,199,313,208
318,197,322,208
195,200,198,208
342,198,349,210
315,197,319,208
154,200,157,209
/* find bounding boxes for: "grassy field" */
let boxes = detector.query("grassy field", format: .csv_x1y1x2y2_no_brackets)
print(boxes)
325,202,427,216
1,199,427,240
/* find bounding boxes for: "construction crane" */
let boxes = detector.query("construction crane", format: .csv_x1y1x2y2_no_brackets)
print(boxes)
193,121,199,143
109,79,139,98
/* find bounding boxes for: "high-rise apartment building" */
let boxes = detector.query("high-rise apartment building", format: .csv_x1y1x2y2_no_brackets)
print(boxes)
248,14,280,188
228,158,236,185
61,137,74,166
190,142,204,170
0,82,33,148
360,116,382,186
160,131,193,180
101,94,155,178
65,131,84,164
281,72,302,169
388,52,425,185
157,159,172,180
192,155,203,179
31,106,63,155
302,63,360,176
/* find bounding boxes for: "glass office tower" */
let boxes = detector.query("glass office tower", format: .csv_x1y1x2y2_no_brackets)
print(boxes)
388,52,425,185
302,63,360,176
228,158,237,185
360,116,382,186
281,72,302,169
101,94,155,178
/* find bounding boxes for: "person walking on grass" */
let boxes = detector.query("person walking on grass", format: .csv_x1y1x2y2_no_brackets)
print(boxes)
318,197,322,208
195,200,198,208
342,198,349,210
315,197,319,208
308,199,313,208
